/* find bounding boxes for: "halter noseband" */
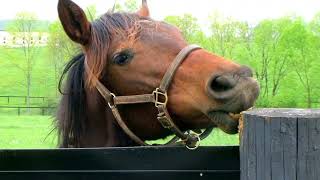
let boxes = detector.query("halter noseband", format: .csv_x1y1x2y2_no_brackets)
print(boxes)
85,45,213,149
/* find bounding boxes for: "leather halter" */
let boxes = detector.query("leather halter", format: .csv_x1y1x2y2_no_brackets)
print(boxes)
85,44,212,149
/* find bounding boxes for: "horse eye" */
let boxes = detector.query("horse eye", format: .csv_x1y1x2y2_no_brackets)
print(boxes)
113,51,134,65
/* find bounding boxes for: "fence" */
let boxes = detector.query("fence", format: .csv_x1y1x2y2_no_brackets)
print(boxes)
0,96,48,105
0,95,56,115
0,108,319,180
0,106,56,116
240,108,320,180
0,146,239,180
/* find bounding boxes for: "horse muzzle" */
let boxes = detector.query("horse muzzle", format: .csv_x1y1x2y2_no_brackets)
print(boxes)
205,65,260,134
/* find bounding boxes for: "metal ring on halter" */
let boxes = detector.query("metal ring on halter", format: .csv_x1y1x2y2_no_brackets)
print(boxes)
108,93,117,109
186,135,201,150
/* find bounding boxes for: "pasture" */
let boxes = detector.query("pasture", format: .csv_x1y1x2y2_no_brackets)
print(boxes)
0,115,238,149
0,116,57,149
0,47,58,100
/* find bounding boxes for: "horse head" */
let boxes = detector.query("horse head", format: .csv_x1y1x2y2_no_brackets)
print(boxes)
57,0,259,147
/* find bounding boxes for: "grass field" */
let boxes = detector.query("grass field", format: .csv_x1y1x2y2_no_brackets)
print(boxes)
0,116,57,149
0,115,239,149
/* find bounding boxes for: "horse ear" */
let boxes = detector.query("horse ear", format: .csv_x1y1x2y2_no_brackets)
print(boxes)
137,0,150,17
58,0,91,45
107,1,116,13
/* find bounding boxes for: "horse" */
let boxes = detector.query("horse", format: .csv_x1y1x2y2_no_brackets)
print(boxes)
56,0,260,148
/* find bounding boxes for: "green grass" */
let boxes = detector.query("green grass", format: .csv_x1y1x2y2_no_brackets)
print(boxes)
0,116,57,149
0,115,238,149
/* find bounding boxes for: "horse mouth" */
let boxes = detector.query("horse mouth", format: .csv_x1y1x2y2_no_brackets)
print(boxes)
207,111,242,134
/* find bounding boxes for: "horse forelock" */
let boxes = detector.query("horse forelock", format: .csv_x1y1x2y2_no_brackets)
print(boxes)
85,12,153,88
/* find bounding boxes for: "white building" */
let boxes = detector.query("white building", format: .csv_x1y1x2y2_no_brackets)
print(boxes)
0,30,48,47
0,31,10,46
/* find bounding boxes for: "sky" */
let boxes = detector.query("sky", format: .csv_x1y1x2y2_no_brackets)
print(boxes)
0,0,320,24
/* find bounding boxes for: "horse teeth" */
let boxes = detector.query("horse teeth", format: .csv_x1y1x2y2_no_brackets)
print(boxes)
229,113,241,121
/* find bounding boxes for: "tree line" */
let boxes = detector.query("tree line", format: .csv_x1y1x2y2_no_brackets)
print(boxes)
165,13,320,108
3,1,320,108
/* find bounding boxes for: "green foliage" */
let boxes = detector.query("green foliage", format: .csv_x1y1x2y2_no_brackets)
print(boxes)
46,20,80,97
113,0,139,12
0,47,58,98
124,0,139,11
6,12,37,32
164,12,320,108
165,14,202,42
85,5,98,21
1,9,320,110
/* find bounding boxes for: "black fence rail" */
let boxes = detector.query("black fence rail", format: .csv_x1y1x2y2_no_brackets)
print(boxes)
0,96,49,105
0,146,240,180
0,106,56,116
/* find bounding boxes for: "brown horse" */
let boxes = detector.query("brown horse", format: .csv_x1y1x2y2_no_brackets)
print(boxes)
56,0,259,148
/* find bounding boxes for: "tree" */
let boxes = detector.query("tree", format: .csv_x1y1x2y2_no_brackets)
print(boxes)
269,17,295,97
310,12,320,37
113,0,138,12
243,19,293,97
6,12,40,111
208,14,245,59
164,14,201,43
124,0,138,11
287,19,320,107
47,21,78,97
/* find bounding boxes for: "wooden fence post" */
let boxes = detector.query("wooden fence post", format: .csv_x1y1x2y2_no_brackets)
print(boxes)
240,108,320,180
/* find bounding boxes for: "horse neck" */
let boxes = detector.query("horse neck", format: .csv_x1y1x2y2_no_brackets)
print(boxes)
83,87,139,147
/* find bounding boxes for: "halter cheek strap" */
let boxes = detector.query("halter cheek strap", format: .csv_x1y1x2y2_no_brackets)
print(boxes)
86,45,213,149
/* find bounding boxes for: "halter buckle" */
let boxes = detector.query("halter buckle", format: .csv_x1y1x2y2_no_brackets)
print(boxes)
153,88,168,108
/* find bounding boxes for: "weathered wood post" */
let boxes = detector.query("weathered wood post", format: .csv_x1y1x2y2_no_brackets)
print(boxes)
240,108,320,180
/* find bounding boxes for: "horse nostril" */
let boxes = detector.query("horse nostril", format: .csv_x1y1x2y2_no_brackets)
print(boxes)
206,74,238,100
209,75,236,93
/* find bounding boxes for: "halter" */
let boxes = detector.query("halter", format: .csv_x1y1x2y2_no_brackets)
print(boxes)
85,45,213,149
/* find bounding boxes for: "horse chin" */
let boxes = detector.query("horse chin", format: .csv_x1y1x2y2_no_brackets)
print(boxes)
206,111,240,134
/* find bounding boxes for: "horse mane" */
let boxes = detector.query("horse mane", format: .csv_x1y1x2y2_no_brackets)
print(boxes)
56,53,86,148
